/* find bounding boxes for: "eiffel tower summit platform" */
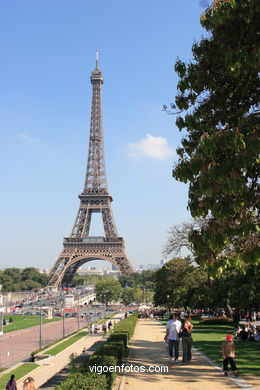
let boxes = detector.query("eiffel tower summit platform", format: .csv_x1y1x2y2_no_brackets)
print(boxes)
48,52,134,288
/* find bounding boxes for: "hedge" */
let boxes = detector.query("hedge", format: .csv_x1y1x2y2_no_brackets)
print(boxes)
113,312,138,339
56,372,107,390
87,354,117,390
107,333,128,351
95,341,124,365
201,317,233,325
57,313,138,390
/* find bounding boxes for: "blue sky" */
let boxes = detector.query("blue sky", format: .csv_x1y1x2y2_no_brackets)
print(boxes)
0,0,210,270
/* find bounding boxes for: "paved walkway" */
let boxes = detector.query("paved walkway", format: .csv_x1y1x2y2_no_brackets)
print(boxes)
122,319,260,390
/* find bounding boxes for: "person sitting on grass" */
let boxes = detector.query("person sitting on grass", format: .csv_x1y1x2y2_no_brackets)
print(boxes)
239,325,248,341
222,335,239,377
233,325,242,339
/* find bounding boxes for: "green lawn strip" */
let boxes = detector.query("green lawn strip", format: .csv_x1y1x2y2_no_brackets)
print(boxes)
3,315,62,333
45,331,88,355
0,363,38,389
159,318,260,376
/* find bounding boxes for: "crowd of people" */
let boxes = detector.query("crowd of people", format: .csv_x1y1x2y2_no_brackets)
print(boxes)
234,323,260,341
89,319,113,335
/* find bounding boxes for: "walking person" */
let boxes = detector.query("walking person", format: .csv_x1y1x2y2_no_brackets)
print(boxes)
6,374,17,390
222,335,239,377
23,377,36,390
164,313,182,363
102,323,107,334
181,314,193,364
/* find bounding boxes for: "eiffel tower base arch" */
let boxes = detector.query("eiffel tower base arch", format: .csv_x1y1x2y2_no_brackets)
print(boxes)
48,239,133,287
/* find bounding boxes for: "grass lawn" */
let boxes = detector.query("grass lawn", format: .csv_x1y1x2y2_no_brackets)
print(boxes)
160,318,260,376
45,331,88,355
3,315,62,333
0,363,38,389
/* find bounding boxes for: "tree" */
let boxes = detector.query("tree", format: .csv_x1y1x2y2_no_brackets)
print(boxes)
153,258,197,308
166,0,260,274
121,288,136,305
94,278,122,305
163,218,207,259
0,267,49,291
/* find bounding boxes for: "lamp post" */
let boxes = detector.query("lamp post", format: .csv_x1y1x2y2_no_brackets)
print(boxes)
77,293,80,331
39,296,43,349
62,292,65,338
0,285,3,337
167,294,170,314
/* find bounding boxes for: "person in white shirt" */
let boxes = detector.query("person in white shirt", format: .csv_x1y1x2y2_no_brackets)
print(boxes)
165,313,182,363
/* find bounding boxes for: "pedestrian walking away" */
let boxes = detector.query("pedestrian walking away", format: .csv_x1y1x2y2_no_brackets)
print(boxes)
102,323,107,334
164,313,182,363
6,374,17,390
181,314,193,364
23,376,36,390
222,334,239,377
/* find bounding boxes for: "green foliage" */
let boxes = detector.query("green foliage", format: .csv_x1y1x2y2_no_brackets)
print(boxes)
56,372,107,390
113,313,138,339
118,271,156,290
121,287,136,305
87,354,117,389
94,278,122,304
169,0,260,273
95,342,124,365
0,267,48,292
154,257,260,310
154,258,198,308
72,274,106,286
107,333,128,351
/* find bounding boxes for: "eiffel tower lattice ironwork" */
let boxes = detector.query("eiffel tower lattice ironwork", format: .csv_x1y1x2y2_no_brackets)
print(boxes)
48,53,134,287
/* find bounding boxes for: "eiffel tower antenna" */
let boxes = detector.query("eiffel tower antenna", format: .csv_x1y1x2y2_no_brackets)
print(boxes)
96,50,99,69
48,53,134,288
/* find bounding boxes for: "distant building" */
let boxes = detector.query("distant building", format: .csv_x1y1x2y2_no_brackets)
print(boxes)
77,268,104,276
138,264,160,271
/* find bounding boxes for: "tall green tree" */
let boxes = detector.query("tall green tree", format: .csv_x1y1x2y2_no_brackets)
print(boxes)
121,287,136,305
166,0,260,274
94,278,122,305
153,258,197,308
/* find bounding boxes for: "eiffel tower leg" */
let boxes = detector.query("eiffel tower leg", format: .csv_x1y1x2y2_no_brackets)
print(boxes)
102,206,118,237
115,257,134,275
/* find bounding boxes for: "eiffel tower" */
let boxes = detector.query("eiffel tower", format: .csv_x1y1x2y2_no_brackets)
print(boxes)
48,53,134,287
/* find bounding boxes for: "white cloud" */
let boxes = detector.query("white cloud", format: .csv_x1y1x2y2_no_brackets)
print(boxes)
128,134,174,160
17,132,37,143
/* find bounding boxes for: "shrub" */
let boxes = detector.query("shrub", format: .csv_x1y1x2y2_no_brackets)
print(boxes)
96,341,124,365
107,333,128,351
113,313,138,339
87,354,117,390
3,319,6,326
201,317,233,325
56,372,107,390
9,317,13,323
